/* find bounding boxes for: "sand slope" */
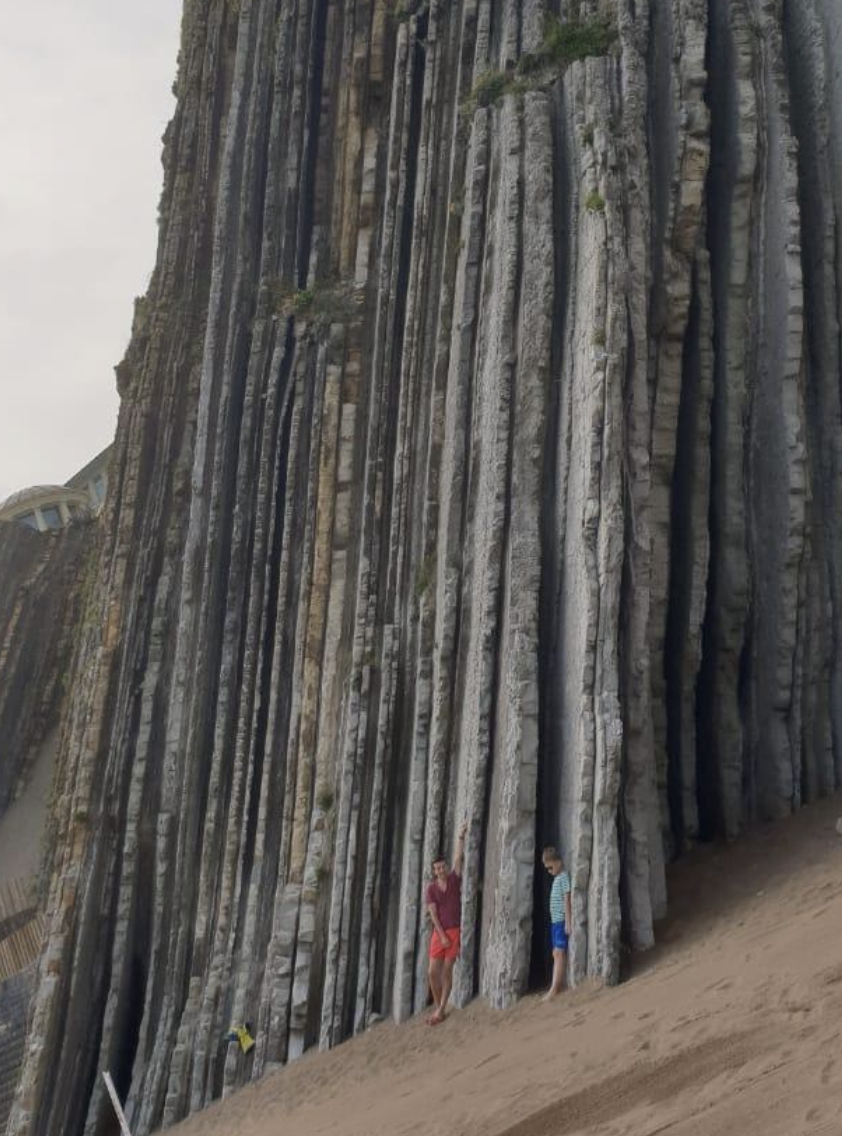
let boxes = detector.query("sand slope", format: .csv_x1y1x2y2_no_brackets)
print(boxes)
168,795,842,1136
0,729,57,889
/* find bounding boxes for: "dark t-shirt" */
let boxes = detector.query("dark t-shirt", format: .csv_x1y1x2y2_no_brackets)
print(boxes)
425,871,462,931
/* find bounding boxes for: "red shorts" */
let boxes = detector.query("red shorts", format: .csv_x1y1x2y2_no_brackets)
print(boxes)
429,927,461,961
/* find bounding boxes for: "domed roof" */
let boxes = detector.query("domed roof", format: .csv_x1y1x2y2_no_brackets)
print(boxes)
0,485,69,513
0,484,91,525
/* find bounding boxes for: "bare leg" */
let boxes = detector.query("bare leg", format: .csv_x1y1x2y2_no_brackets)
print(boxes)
433,957,456,1021
428,957,444,1018
541,949,566,1002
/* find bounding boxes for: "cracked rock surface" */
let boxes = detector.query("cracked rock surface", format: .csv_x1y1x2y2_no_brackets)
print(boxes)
0,523,90,826
8,2,842,1134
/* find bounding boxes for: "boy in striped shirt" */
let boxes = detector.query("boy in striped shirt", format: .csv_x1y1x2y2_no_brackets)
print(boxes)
541,846,572,1001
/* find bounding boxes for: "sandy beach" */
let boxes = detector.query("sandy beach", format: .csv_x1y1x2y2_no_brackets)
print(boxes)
169,791,842,1136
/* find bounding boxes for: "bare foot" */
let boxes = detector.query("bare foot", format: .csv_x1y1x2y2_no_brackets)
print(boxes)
428,1009,447,1025
541,989,559,1003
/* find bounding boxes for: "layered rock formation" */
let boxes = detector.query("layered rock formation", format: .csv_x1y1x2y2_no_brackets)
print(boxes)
8,1,842,1134
0,883,44,1136
0,966,37,1136
0,525,88,1136
0,522,91,825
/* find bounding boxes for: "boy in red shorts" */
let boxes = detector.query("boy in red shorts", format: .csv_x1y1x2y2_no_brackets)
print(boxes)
425,822,467,1025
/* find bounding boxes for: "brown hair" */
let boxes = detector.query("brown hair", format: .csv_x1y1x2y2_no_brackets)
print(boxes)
542,845,563,867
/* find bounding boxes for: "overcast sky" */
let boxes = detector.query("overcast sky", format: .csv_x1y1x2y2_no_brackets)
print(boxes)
0,1,181,502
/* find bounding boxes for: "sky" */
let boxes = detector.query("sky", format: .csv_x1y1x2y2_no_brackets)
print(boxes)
0,1,182,502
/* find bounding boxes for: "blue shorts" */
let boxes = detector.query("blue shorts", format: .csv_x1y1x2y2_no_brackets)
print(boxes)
550,923,568,951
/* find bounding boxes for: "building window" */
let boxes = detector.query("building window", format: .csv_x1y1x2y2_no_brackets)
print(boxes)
94,475,106,502
19,512,39,530
41,506,62,530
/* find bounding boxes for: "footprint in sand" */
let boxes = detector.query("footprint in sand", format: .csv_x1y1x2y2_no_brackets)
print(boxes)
638,1011,654,1021
671,1011,707,1031
474,1053,500,1071
610,1011,625,1021
821,1059,835,1085
505,1086,531,1103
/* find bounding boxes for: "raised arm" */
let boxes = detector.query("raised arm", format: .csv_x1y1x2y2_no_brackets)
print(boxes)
453,821,467,877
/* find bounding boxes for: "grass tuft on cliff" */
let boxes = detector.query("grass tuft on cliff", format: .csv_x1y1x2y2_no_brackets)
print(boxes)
542,15,615,66
393,0,429,22
472,70,517,109
268,279,358,326
464,15,615,114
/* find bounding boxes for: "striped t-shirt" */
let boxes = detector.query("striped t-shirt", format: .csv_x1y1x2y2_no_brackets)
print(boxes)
549,871,571,927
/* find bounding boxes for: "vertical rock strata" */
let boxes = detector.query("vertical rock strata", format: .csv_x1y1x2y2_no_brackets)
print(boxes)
0,523,91,820
9,1,842,1133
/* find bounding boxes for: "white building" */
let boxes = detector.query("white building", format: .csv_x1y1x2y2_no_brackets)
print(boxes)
0,446,112,532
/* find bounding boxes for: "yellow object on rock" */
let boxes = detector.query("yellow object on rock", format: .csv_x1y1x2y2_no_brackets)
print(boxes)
231,1024,255,1053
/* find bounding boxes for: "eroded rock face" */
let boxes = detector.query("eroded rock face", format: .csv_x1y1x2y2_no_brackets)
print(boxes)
0,522,91,823
9,2,842,1134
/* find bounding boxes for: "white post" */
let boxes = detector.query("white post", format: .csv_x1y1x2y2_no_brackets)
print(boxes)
102,1072,133,1136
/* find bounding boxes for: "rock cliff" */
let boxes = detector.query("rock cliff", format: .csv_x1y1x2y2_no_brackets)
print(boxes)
8,1,842,1134
0,522,91,830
